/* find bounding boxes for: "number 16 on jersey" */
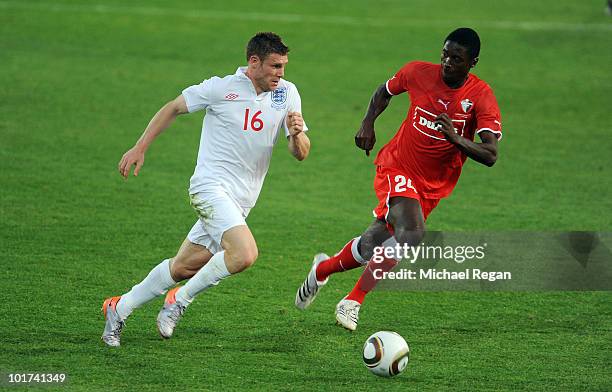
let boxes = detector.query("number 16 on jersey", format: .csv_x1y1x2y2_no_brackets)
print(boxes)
243,108,264,132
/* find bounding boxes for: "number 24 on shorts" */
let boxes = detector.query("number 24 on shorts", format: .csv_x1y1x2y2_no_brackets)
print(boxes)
243,108,264,132
394,175,417,194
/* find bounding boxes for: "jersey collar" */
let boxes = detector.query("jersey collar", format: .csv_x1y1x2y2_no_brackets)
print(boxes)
236,66,248,78
236,66,269,99
438,67,474,91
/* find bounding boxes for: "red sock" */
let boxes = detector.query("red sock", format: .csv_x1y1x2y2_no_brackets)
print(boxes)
346,257,398,304
315,238,364,281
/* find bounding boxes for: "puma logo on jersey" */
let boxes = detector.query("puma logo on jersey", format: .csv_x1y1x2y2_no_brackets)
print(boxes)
437,99,450,110
406,178,417,193
225,93,239,100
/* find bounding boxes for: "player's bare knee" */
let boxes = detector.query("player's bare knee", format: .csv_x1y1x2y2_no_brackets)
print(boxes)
227,245,258,272
393,225,425,247
241,246,258,269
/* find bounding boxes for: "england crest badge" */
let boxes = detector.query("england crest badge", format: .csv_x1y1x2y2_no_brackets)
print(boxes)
271,87,287,109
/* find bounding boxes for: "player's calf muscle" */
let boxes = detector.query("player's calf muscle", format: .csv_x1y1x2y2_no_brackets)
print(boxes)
359,233,382,260
359,220,391,260
170,259,204,281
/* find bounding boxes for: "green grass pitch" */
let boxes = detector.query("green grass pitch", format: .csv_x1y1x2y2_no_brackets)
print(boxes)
1,0,611,390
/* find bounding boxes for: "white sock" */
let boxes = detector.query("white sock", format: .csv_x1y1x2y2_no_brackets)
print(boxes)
351,236,367,265
116,259,176,320
175,251,231,305
382,237,401,262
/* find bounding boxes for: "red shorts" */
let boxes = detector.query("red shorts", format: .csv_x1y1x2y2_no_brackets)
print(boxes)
372,166,440,222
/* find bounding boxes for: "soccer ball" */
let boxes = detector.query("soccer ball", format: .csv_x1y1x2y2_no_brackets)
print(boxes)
362,331,410,377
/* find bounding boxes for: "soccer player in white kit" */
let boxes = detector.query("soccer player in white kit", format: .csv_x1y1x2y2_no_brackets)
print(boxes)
101,32,310,347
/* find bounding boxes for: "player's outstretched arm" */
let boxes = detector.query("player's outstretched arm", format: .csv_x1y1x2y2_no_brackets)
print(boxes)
355,84,393,156
435,113,498,167
118,95,189,179
286,112,310,161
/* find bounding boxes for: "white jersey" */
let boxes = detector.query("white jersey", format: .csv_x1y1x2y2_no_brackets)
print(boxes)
182,67,308,208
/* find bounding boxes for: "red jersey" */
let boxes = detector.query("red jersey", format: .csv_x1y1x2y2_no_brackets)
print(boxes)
374,61,502,199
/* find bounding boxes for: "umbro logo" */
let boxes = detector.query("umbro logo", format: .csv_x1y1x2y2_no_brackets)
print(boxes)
225,93,239,100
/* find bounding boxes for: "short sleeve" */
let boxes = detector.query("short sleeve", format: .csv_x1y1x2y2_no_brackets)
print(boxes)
283,85,308,137
385,61,418,96
181,77,220,113
475,86,503,140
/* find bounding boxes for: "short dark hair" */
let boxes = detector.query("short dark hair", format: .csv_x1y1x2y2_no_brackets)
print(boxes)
246,32,289,61
444,28,480,59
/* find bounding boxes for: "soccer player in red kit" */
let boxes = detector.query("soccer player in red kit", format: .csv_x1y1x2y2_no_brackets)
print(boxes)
295,28,502,330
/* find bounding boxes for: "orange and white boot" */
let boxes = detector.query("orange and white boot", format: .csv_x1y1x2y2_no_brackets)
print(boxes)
156,287,187,339
101,296,125,347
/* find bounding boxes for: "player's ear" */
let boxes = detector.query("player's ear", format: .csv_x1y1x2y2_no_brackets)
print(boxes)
471,57,479,68
248,55,261,66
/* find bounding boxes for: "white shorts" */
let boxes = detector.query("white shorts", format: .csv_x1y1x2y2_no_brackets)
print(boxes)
187,186,251,254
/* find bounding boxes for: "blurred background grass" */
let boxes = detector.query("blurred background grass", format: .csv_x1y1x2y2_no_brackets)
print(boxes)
0,1,610,390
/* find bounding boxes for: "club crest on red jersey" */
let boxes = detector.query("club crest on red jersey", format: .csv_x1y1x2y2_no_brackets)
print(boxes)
461,99,473,113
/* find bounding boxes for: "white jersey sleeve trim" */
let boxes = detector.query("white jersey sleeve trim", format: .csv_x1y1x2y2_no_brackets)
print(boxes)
476,128,503,141
182,92,200,113
181,77,219,113
385,79,397,96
